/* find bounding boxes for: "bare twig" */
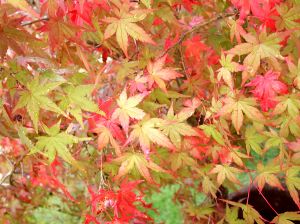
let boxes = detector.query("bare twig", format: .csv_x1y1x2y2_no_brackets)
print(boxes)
21,16,49,26
160,12,237,58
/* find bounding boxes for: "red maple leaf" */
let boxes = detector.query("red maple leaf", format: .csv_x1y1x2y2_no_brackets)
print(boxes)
30,160,76,202
231,0,282,26
87,180,150,223
174,0,201,13
185,128,210,160
88,99,126,144
182,35,208,59
67,0,110,26
245,70,288,111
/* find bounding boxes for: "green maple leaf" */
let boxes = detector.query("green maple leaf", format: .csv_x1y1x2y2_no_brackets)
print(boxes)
199,124,225,145
245,126,266,155
113,152,166,183
217,53,240,89
224,206,245,224
286,167,300,209
276,114,300,138
273,94,300,118
254,163,283,191
103,0,155,56
276,4,300,31
158,104,197,148
62,84,104,127
229,30,282,82
271,212,300,224
34,121,89,171
264,129,287,160
225,201,264,224
14,78,65,132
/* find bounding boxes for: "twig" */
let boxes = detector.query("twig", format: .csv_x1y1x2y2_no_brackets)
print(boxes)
21,16,49,26
160,12,237,58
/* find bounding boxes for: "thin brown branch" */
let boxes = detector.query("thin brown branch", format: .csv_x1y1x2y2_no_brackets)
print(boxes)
160,12,237,58
21,16,49,26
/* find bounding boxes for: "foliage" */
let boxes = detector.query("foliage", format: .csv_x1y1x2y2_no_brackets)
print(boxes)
0,0,300,223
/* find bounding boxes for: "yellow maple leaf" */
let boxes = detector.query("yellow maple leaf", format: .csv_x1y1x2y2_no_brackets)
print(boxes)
112,89,146,134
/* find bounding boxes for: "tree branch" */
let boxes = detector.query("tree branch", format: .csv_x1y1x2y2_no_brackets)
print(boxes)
160,12,237,58
21,16,49,26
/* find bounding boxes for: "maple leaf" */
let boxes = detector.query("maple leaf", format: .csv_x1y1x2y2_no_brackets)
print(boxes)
0,12,37,58
182,35,208,59
264,128,288,161
224,206,245,223
227,18,246,43
230,0,250,20
39,17,80,51
245,70,288,111
146,55,183,92
276,4,300,31
202,176,218,198
89,100,126,155
231,0,280,25
87,180,149,222
254,163,283,191
31,161,76,202
228,30,282,83
113,152,166,183
217,53,241,89
112,89,146,134
245,126,266,155
286,58,300,90
285,166,300,209
34,121,88,171
157,104,197,148
67,0,110,26
184,128,210,160
168,152,197,171
127,118,176,153
199,124,225,146
224,200,264,224
14,78,65,132
103,1,155,57
275,114,300,138
40,0,65,17
61,84,104,127
273,94,300,118
217,96,264,134
210,164,242,185
271,212,300,224
287,139,300,163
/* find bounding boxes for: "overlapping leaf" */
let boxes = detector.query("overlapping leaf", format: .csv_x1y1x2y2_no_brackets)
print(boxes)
112,89,146,134
113,152,166,183
217,96,264,134
126,118,176,152
103,0,155,56
146,55,183,92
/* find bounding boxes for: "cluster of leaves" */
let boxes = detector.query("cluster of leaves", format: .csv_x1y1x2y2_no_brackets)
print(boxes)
0,0,300,223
